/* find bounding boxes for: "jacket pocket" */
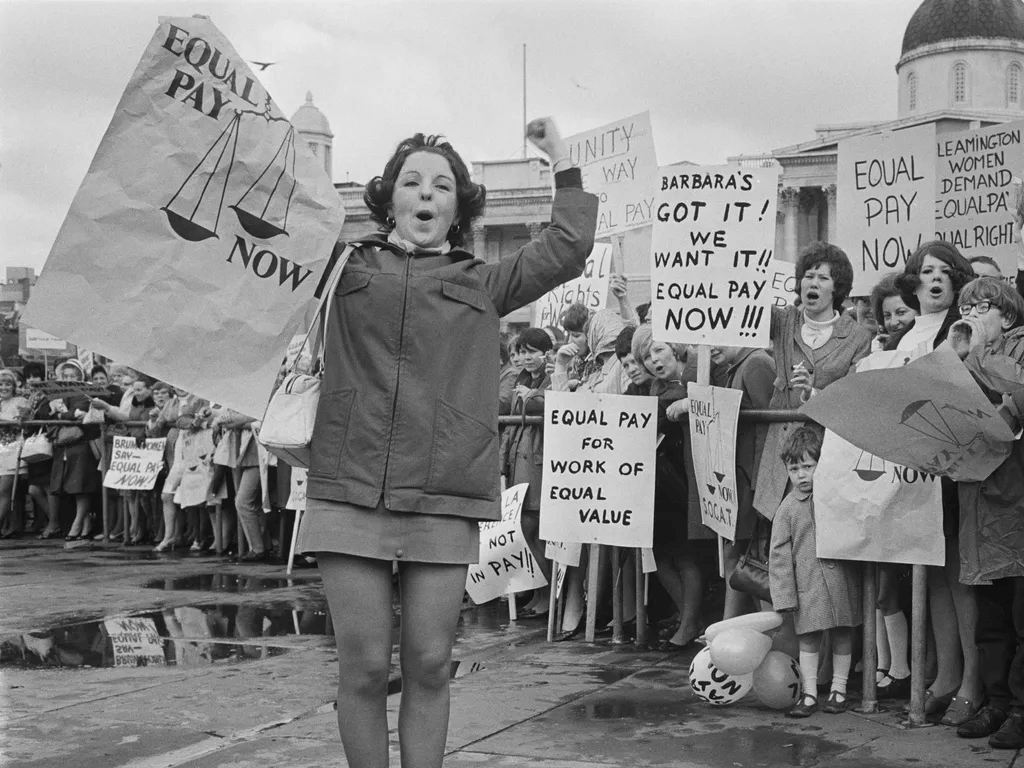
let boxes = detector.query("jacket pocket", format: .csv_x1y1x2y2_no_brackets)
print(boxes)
441,280,488,311
337,270,373,296
426,398,498,499
309,388,356,479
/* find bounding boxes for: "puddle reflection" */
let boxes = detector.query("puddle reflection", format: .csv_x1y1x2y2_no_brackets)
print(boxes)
143,574,306,592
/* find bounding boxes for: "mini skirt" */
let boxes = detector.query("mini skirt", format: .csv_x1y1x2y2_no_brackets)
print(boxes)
297,495,481,564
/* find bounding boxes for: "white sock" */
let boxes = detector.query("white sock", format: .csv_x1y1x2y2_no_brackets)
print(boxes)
832,651,852,696
884,611,911,679
875,609,890,682
799,650,819,702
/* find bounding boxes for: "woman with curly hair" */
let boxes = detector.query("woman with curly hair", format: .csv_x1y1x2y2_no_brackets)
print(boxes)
298,120,597,768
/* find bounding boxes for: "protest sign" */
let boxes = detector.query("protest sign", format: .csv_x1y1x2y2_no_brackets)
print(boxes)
174,428,219,507
465,483,547,604
545,539,583,568
837,124,936,295
539,391,656,547
103,437,166,490
533,243,612,328
769,260,796,306
286,467,307,511
687,385,743,541
22,17,345,420
565,112,657,238
935,120,1024,275
802,345,1014,482
650,164,780,347
103,617,166,667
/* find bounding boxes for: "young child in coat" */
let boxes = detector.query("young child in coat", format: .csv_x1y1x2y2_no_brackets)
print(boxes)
769,427,862,717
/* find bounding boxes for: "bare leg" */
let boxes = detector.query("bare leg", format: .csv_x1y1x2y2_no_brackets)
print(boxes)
0,475,14,534
561,566,586,633
31,486,58,535
397,561,468,768
668,555,703,646
927,563,963,695
67,494,91,537
318,552,394,768
946,538,982,704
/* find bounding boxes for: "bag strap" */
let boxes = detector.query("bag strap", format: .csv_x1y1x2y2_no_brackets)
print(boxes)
287,243,359,375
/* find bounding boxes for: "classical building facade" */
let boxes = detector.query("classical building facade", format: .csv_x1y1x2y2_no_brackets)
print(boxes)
731,0,1024,270
292,0,1024,318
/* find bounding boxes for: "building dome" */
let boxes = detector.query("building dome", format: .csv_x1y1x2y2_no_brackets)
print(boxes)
902,0,1024,55
290,91,333,138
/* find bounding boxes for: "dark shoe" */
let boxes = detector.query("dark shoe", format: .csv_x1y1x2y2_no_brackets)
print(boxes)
656,639,692,653
786,695,818,718
941,695,981,727
554,627,581,642
989,712,1024,749
957,705,1007,738
922,687,956,715
822,691,849,714
291,555,317,569
239,550,269,563
877,673,911,700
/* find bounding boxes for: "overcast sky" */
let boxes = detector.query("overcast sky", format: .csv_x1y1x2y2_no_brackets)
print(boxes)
1,0,922,272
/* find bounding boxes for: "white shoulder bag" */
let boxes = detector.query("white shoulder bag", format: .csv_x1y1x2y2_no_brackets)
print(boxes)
258,244,357,468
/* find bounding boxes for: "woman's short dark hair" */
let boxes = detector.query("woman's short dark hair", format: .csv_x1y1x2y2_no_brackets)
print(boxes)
636,302,651,325
794,242,855,312
152,381,173,394
90,364,108,378
499,332,511,366
969,255,1001,273
517,327,553,353
869,273,901,328
958,276,1024,330
23,362,45,381
134,374,156,389
894,240,975,312
560,303,591,333
614,326,637,360
363,134,486,248
780,425,822,465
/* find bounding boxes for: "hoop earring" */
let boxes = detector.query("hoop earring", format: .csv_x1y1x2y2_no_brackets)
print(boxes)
386,216,395,228
449,221,460,235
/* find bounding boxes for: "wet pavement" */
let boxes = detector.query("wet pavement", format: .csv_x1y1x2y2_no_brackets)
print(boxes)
1,538,1020,767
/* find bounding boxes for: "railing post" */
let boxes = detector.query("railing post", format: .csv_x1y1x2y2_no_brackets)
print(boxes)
100,424,110,544
611,546,625,644
634,548,647,648
584,544,600,642
908,564,928,726
861,562,878,713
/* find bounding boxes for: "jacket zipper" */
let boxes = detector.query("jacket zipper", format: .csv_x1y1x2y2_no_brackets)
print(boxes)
380,250,413,504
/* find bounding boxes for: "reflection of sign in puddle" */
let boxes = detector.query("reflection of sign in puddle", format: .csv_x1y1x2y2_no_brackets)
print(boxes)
142,574,304,592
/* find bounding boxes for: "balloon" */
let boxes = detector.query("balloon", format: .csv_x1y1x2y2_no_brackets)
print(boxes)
709,627,772,675
752,650,802,710
688,646,753,706
704,612,784,644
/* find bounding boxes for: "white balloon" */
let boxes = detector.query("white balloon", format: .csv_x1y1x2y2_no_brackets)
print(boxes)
704,612,783,643
709,628,773,675
688,646,753,706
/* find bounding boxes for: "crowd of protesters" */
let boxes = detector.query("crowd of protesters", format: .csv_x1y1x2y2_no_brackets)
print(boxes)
496,236,1024,747
7,232,1024,744
0,361,307,566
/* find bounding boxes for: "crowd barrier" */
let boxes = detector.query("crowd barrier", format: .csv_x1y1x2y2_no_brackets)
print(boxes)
4,412,928,723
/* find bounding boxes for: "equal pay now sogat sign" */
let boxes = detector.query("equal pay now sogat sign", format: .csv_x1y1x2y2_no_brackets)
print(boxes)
688,385,742,541
837,124,936,296
539,391,656,548
650,164,780,348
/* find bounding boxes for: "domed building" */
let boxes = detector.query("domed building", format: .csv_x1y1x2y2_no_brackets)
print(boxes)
732,0,1024,264
291,92,333,183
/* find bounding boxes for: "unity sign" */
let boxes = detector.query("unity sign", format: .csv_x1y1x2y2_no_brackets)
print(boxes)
23,17,345,419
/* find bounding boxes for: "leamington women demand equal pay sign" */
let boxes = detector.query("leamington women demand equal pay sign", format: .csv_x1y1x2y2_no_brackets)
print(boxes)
649,164,780,348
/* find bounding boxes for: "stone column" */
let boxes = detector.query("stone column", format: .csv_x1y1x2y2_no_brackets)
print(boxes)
472,223,487,261
779,186,800,262
822,184,837,244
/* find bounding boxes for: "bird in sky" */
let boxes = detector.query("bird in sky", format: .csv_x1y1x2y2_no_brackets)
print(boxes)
249,61,277,71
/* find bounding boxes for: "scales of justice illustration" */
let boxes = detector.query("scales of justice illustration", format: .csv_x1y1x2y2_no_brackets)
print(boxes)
162,98,298,242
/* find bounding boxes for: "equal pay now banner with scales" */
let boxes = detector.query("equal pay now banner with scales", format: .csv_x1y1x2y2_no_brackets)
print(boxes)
23,17,345,419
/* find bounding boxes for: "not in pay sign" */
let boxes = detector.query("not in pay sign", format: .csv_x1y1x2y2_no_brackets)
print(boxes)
540,391,656,548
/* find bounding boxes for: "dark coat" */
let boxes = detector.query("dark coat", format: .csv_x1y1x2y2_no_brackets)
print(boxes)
498,368,550,511
307,177,598,521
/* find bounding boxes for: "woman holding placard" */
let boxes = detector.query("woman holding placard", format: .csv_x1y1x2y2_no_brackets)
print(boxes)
754,242,873,519
300,119,597,768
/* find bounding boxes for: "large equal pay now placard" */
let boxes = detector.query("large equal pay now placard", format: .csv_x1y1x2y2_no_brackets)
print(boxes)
540,391,656,548
837,124,936,296
650,164,780,347
22,17,345,419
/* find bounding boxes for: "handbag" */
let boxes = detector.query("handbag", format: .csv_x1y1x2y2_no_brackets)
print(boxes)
729,515,772,603
54,425,85,447
259,244,358,468
20,433,53,463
